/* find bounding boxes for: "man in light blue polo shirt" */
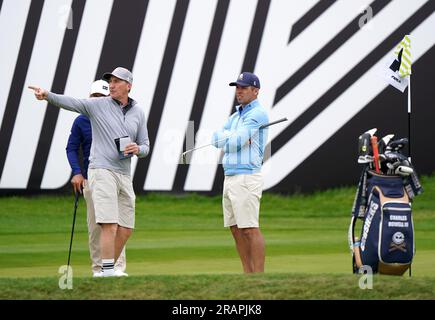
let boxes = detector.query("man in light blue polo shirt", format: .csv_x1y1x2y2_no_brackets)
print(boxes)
212,72,269,273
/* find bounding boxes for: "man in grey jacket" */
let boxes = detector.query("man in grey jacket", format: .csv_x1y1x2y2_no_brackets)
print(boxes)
29,67,150,277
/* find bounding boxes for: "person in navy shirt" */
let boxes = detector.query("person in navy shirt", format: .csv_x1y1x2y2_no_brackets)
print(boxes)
66,80,127,277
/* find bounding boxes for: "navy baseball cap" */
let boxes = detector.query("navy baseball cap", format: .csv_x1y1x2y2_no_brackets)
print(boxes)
229,72,260,88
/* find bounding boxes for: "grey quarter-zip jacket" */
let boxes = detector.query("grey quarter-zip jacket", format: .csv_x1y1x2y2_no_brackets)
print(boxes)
47,92,150,177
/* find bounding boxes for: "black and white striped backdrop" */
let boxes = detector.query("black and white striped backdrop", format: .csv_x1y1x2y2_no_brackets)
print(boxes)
0,0,434,195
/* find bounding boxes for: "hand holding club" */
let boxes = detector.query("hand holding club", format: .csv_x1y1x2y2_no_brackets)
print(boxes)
180,117,288,164
70,174,85,194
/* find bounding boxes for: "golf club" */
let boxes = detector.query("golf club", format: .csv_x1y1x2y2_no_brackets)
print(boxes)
181,117,288,164
357,128,377,164
66,191,79,279
378,134,395,154
370,135,380,173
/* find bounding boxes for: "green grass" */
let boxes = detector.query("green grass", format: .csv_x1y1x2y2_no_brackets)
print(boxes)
1,273,435,300
0,173,434,299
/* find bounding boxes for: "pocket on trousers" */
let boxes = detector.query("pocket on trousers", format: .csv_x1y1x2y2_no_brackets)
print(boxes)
244,174,263,195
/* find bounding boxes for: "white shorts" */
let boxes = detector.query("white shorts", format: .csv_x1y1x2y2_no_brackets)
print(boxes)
222,173,263,228
88,168,135,229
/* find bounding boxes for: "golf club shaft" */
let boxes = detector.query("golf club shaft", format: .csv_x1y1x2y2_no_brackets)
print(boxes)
260,117,287,129
183,117,288,156
67,192,79,270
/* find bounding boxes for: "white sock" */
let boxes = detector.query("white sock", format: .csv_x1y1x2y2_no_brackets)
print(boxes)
102,258,115,275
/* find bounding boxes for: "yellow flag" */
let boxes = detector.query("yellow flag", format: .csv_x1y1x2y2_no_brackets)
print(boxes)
393,35,411,78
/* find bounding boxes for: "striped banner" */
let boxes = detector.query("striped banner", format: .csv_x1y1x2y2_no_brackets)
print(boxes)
0,0,434,195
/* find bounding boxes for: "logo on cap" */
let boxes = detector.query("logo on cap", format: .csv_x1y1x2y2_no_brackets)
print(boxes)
229,72,260,88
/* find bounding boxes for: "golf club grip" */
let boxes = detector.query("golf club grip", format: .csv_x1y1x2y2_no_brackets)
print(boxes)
74,191,79,206
371,136,380,173
260,117,288,129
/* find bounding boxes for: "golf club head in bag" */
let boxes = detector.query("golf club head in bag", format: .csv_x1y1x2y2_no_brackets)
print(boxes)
357,128,377,164
386,138,408,152
395,165,414,176
380,149,406,174
389,158,413,176
357,129,414,176
382,150,407,173
378,134,395,155
382,138,410,175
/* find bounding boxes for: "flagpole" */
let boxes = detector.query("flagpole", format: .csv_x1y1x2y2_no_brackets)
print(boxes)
407,75,411,162
407,33,412,163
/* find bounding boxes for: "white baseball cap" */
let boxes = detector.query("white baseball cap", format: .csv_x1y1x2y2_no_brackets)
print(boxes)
90,80,109,96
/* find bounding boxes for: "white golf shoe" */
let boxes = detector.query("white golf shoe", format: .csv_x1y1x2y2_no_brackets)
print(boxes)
114,270,128,277
92,270,115,277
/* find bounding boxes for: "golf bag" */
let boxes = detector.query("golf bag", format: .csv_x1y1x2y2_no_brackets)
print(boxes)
348,129,422,276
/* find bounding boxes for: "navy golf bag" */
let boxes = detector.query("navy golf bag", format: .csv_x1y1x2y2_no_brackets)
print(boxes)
349,129,423,275
349,170,416,275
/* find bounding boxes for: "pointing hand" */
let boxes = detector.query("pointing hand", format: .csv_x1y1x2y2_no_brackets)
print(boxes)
28,85,48,100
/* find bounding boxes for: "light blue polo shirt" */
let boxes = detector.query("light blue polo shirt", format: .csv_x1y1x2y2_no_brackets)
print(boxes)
212,99,269,176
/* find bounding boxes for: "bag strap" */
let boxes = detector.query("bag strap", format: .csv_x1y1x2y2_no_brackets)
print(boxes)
351,166,369,218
